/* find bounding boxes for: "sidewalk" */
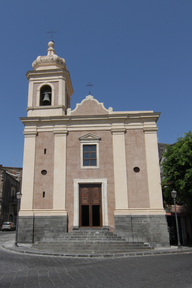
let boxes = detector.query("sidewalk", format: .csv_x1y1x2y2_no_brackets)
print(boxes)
1,233,192,258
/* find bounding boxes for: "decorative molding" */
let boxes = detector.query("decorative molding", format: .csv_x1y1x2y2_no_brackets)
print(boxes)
114,208,166,216
108,107,113,113
80,141,100,169
79,133,101,141
73,178,108,228
19,209,68,216
27,105,65,111
53,130,68,135
79,133,100,169
143,127,158,133
67,108,71,115
111,128,126,134
23,131,37,137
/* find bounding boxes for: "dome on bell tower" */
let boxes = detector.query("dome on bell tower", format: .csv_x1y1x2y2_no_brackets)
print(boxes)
32,41,67,70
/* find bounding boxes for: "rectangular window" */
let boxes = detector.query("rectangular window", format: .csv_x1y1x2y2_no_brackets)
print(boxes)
83,145,96,166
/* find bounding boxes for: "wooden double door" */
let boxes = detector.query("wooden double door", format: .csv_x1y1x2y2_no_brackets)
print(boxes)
79,184,102,227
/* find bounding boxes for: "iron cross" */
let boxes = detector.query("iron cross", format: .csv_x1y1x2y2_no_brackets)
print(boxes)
86,82,93,95
47,28,57,41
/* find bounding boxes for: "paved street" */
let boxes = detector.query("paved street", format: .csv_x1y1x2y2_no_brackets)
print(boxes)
0,232,192,288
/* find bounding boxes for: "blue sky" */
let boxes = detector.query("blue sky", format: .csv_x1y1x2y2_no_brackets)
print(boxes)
0,0,192,167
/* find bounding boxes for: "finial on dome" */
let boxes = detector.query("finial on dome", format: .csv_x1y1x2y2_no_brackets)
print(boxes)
47,41,55,56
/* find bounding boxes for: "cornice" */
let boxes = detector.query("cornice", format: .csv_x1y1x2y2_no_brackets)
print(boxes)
111,128,126,134
23,131,37,137
53,130,68,135
26,69,68,80
22,110,160,121
143,127,158,133
20,111,159,132
26,105,66,112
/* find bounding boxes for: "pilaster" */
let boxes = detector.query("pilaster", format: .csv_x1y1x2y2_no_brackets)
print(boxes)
20,131,37,216
59,77,66,107
112,128,128,212
53,130,67,215
144,128,164,210
27,81,33,107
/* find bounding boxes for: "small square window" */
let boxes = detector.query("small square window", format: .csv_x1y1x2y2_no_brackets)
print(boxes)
83,145,97,166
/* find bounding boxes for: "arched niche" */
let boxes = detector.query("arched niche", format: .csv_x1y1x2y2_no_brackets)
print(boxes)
40,85,52,106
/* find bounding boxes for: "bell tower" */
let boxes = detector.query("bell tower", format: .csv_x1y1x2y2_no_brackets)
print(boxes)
26,41,73,117
18,42,73,244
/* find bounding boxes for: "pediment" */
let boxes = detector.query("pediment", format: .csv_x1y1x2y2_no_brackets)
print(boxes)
79,133,101,141
70,95,112,116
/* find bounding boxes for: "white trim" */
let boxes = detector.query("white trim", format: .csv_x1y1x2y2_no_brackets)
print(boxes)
73,178,108,228
80,141,100,169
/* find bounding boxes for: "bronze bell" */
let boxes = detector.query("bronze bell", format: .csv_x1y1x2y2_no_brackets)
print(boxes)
42,92,51,105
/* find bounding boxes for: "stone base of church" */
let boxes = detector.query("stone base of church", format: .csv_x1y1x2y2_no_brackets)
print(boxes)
114,215,170,247
17,215,68,243
17,214,169,246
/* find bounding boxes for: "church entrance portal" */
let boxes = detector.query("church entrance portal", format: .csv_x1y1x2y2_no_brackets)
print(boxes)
79,184,102,227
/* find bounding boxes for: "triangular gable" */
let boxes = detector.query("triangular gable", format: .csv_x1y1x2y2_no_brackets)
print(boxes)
79,133,101,141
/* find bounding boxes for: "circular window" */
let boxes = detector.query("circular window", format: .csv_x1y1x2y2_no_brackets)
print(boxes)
41,170,47,175
133,167,140,173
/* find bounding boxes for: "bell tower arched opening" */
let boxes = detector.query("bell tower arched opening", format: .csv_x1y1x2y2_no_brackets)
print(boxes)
40,85,52,106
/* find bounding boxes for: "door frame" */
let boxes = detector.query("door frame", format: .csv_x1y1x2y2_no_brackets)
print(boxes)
73,178,108,229
79,184,102,227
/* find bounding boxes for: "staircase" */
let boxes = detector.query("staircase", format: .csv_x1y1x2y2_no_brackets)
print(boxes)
33,228,153,256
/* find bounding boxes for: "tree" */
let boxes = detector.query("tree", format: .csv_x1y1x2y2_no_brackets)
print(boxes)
161,131,192,208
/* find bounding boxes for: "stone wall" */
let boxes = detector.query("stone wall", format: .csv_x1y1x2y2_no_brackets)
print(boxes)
18,215,68,243
115,215,170,247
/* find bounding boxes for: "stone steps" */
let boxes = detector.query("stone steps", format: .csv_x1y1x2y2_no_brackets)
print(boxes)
36,245,150,251
33,228,152,254
57,236,124,241
36,242,149,247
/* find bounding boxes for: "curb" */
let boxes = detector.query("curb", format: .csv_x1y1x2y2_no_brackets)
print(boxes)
1,242,192,258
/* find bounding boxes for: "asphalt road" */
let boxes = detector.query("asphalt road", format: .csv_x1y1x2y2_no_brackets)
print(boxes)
0,232,192,288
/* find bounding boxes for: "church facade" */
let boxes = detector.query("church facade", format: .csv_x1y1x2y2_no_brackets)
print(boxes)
18,41,169,246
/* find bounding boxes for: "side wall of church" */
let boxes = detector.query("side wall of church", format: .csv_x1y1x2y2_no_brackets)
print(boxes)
66,130,115,232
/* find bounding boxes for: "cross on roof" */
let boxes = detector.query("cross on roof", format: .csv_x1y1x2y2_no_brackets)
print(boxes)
47,28,57,41
86,82,93,95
